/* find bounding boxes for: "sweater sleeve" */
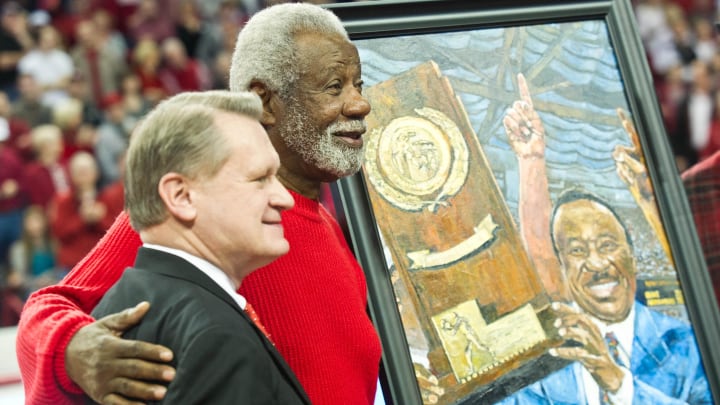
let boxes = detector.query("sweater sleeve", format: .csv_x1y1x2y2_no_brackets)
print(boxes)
16,211,142,404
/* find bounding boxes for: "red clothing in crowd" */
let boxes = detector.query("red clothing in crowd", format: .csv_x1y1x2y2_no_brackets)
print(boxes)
60,129,95,164
135,68,168,100
16,190,381,405
22,162,69,209
6,118,34,162
48,189,119,269
682,150,720,305
94,0,138,36
158,59,207,95
0,145,26,212
701,119,720,161
100,180,124,216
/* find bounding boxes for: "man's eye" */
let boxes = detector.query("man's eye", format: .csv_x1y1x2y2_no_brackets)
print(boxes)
598,240,618,254
567,246,587,257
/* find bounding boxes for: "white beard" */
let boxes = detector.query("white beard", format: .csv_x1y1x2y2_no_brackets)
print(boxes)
279,99,366,178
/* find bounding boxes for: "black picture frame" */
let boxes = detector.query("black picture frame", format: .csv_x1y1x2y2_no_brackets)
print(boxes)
326,1,720,404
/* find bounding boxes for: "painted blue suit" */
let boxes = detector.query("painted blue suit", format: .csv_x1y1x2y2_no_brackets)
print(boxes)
497,302,712,404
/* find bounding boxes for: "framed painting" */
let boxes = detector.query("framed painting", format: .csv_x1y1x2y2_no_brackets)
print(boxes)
326,0,720,404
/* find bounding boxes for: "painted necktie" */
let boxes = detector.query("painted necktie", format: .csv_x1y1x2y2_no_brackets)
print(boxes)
600,331,622,404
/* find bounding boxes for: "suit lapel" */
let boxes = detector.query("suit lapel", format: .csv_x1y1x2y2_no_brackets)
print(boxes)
134,247,242,314
135,248,311,404
631,302,670,374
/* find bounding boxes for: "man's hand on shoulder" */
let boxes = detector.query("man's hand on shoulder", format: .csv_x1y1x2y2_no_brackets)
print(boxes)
65,302,176,405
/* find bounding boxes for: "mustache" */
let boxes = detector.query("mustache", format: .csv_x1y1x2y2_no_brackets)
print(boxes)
588,269,614,282
328,120,367,134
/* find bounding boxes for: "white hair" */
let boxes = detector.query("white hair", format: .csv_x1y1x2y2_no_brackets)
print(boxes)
229,3,348,97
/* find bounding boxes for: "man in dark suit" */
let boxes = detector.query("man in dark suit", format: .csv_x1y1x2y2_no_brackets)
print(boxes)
90,90,309,404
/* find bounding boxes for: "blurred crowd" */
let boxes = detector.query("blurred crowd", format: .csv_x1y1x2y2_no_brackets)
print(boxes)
0,0,359,327
0,0,718,327
634,0,720,170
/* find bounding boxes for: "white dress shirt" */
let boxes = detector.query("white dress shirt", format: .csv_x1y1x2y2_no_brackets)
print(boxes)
580,306,635,405
143,243,247,310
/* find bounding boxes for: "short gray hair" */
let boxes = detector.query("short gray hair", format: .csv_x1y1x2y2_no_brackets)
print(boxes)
125,90,262,230
229,3,348,97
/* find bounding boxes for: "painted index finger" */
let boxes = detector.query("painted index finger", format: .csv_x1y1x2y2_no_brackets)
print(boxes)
517,73,534,108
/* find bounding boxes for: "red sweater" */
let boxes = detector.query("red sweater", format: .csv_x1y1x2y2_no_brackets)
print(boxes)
17,190,381,405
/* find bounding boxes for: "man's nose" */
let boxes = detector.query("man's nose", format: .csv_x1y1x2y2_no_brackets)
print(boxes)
584,249,611,273
270,177,294,211
343,88,371,119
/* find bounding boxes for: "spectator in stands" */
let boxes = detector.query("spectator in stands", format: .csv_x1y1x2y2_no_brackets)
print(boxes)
23,124,69,209
132,38,168,105
0,1,34,101
44,0,94,48
90,9,127,64
702,91,720,160
71,18,128,107
194,0,253,21
175,0,203,59
49,151,118,271
710,52,720,88
682,150,720,305
692,17,716,63
175,0,224,70
667,4,697,65
672,60,714,170
94,0,139,37
657,64,691,167
205,6,245,90
119,72,151,130
636,0,671,42
12,73,53,129
219,13,243,50
210,50,233,90
8,204,59,299
158,37,211,95
1,88,33,161
94,93,129,189
0,117,26,267
67,73,104,127
126,0,177,46
98,149,124,220
18,24,74,108
52,97,96,162
205,9,244,90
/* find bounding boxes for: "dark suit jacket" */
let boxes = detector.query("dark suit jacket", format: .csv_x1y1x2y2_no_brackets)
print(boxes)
91,247,311,404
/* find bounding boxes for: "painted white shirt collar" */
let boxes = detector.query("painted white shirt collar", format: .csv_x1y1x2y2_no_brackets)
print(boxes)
578,305,636,405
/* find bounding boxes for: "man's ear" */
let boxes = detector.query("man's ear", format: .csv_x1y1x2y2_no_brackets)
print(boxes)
157,172,197,222
250,80,277,127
